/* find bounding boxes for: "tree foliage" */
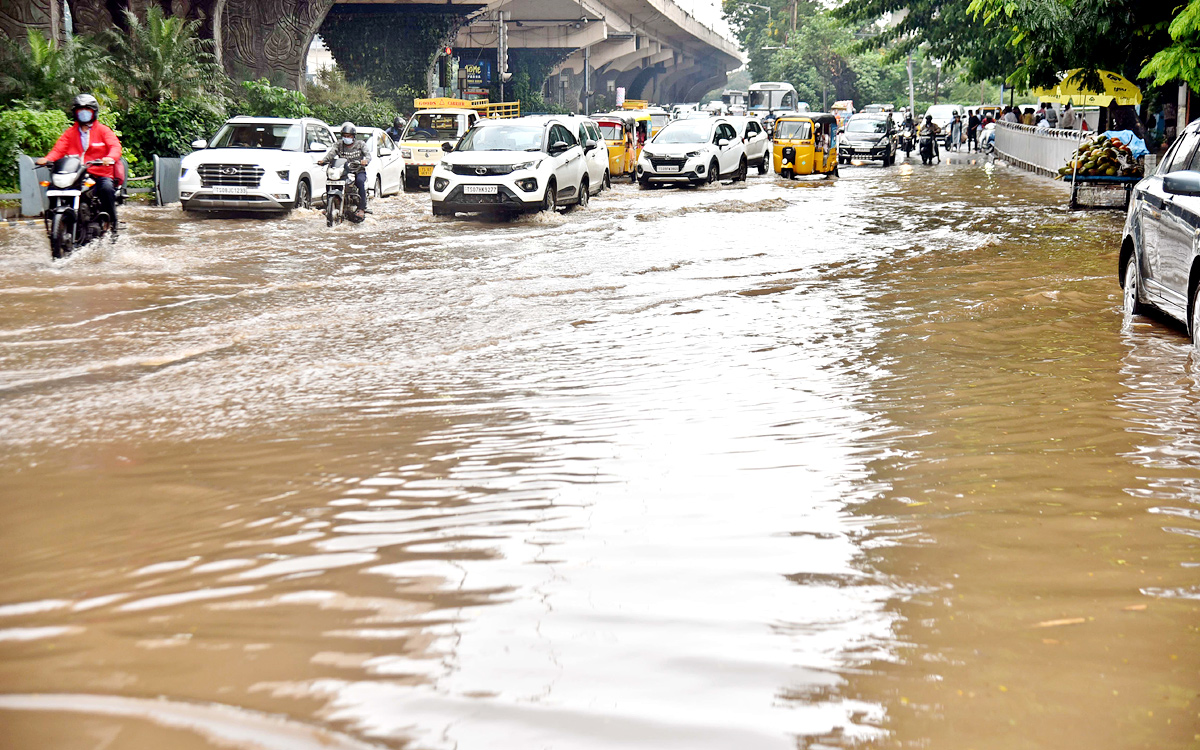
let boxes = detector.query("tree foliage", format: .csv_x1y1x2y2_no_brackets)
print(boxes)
0,29,110,110
0,106,70,188
1140,1,1200,91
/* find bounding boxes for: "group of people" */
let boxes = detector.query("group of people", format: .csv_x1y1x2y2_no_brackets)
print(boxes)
35,91,377,230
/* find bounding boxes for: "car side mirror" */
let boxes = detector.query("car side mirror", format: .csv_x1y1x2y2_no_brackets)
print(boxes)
1163,171,1200,196
717,138,730,148
191,139,207,149
308,141,326,153
441,142,454,152
550,140,569,154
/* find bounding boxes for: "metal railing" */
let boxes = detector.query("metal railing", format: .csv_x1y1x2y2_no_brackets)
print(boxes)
5,154,181,216
993,121,1087,178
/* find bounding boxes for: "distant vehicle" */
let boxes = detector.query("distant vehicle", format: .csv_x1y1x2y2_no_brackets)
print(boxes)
839,112,898,166
637,117,748,187
773,113,839,179
354,127,403,199
721,89,747,109
682,109,714,120
398,106,481,191
180,116,333,213
430,116,590,217
831,100,855,131
727,115,770,174
748,81,800,132
670,103,699,120
1121,118,1200,343
862,103,895,113
647,107,672,136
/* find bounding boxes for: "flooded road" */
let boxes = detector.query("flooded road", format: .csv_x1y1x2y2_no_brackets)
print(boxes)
0,158,1196,750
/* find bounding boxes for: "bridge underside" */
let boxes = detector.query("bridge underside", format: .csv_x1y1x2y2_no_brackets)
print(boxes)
5,0,743,109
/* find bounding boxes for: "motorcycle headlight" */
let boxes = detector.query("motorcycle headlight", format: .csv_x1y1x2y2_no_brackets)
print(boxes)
327,166,344,181
400,148,412,159
51,173,75,188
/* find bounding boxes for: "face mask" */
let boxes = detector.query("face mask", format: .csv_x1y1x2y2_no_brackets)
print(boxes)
342,136,354,145
76,109,94,124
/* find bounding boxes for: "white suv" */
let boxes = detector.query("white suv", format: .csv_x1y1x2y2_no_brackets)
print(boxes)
430,117,589,217
179,116,335,213
637,117,747,187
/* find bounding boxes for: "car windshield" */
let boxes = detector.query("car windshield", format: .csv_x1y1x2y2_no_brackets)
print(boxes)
209,123,303,151
457,124,544,152
774,120,812,140
847,119,887,133
650,114,670,130
653,122,710,144
926,106,957,120
597,123,623,140
402,113,462,141
749,89,796,111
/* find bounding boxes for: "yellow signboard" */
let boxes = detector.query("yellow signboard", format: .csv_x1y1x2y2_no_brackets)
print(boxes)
413,97,473,109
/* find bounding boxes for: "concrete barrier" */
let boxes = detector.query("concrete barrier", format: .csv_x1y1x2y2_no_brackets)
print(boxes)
994,122,1087,178
153,156,181,206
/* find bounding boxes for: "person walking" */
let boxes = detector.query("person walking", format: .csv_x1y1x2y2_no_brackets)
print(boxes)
950,113,963,151
967,109,980,151
1002,106,1019,124
1058,102,1076,130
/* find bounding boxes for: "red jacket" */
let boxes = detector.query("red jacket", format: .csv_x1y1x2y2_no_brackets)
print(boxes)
44,122,122,181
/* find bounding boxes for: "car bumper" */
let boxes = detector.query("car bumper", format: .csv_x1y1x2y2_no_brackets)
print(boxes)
404,164,435,187
840,145,890,159
179,191,291,211
433,184,541,213
637,160,706,183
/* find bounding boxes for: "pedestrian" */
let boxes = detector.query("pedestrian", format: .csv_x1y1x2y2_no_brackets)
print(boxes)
950,113,963,151
1046,103,1058,129
1022,107,1035,126
967,109,980,151
1164,101,1177,145
1002,106,1019,124
1035,111,1050,129
1058,102,1076,130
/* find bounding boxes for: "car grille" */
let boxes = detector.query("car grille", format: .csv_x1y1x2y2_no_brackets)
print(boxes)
650,158,686,170
451,164,512,176
198,164,264,188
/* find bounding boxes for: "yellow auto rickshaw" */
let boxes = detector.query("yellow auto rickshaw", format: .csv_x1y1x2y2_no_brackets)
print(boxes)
772,113,840,179
594,111,638,182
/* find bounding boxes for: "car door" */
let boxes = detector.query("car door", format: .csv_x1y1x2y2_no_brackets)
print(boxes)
548,124,584,197
719,122,741,174
1143,132,1200,305
745,120,766,161
576,121,604,190
1161,135,1200,304
378,132,401,195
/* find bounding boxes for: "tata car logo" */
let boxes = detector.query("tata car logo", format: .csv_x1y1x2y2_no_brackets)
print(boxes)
475,167,487,175
221,167,238,175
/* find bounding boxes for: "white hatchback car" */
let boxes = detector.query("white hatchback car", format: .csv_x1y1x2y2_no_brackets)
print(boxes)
430,117,590,217
354,128,403,198
180,116,334,212
636,117,747,187
727,116,770,174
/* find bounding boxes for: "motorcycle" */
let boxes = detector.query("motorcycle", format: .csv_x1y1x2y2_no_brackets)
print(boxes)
41,156,118,259
980,123,996,155
900,125,916,158
919,131,940,165
324,157,363,226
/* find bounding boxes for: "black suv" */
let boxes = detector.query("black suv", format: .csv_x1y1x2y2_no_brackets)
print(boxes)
838,113,898,166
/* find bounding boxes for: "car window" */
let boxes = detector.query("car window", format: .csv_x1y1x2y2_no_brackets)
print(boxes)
550,125,576,148
1183,135,1200,172
1164,132,1200,174
317,126,335,147
747,121,760,136
304,125,322,151
577,124,591,145
589,123,602,143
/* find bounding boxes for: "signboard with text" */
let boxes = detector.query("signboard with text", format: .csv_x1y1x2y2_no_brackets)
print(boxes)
462,60,493,87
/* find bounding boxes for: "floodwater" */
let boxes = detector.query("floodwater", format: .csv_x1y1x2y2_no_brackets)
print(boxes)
0,157,1196,750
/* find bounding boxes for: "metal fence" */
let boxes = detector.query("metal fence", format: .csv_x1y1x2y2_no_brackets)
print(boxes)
4,154,181,216
993,121,1088,178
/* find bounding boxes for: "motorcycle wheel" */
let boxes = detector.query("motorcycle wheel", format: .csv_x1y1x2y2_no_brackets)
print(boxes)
49,212,73,260
326,194,341,227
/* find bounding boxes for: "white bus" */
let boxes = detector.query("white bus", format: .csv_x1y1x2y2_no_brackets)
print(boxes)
748,81,802,130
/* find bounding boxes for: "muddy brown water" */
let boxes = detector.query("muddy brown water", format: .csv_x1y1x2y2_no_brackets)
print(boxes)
0,159,1196,750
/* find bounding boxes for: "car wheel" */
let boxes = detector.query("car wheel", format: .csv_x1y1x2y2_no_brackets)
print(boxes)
542,180,557,212
757,157,767,175
736,157,747,182
603,170,611,190
707,160,718,184
294,179,311,210
1191,281,1200,348
1123,254,1143,317
578,179,588,208
375,177,382,200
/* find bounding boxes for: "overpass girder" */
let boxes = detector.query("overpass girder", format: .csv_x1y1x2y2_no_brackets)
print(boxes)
457,19,607,50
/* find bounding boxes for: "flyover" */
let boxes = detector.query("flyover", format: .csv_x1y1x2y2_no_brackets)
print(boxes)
5,0,744,109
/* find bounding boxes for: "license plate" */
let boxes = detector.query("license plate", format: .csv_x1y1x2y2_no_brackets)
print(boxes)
658,165,680,173
418,166,434,177
212,186,247,195
463,185,498,195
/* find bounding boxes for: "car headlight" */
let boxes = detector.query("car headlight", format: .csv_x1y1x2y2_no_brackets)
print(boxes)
510,159,541,172
685,151,701,158
641,150,655,159
401,148,412,159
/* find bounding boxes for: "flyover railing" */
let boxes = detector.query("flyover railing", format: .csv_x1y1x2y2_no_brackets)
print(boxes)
993,121,1087,178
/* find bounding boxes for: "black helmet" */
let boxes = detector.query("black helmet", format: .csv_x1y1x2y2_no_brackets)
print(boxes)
340,122,356,137
393,116,403,129
72,93,99,113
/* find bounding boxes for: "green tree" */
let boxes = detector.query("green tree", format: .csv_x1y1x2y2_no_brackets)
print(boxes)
0,29,110,110
103,6,229,115
1141,1,1200,90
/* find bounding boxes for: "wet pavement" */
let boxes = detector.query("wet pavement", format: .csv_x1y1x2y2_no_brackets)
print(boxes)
0,155,1196,750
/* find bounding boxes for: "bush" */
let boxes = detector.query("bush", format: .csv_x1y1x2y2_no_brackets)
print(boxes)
235,79,312,118
311,100,396,130
0,106,70,188
117,98,227,164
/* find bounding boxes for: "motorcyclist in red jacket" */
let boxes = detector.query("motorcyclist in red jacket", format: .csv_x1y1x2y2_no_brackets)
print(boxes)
37,93,123,235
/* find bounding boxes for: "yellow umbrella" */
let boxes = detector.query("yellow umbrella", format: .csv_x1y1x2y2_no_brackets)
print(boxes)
1033,69,1142,106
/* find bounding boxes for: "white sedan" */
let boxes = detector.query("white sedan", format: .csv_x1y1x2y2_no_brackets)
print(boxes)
355,128,403,198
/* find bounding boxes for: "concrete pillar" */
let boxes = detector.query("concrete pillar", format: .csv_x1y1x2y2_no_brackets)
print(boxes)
220,0,334,87
1,0,66,42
